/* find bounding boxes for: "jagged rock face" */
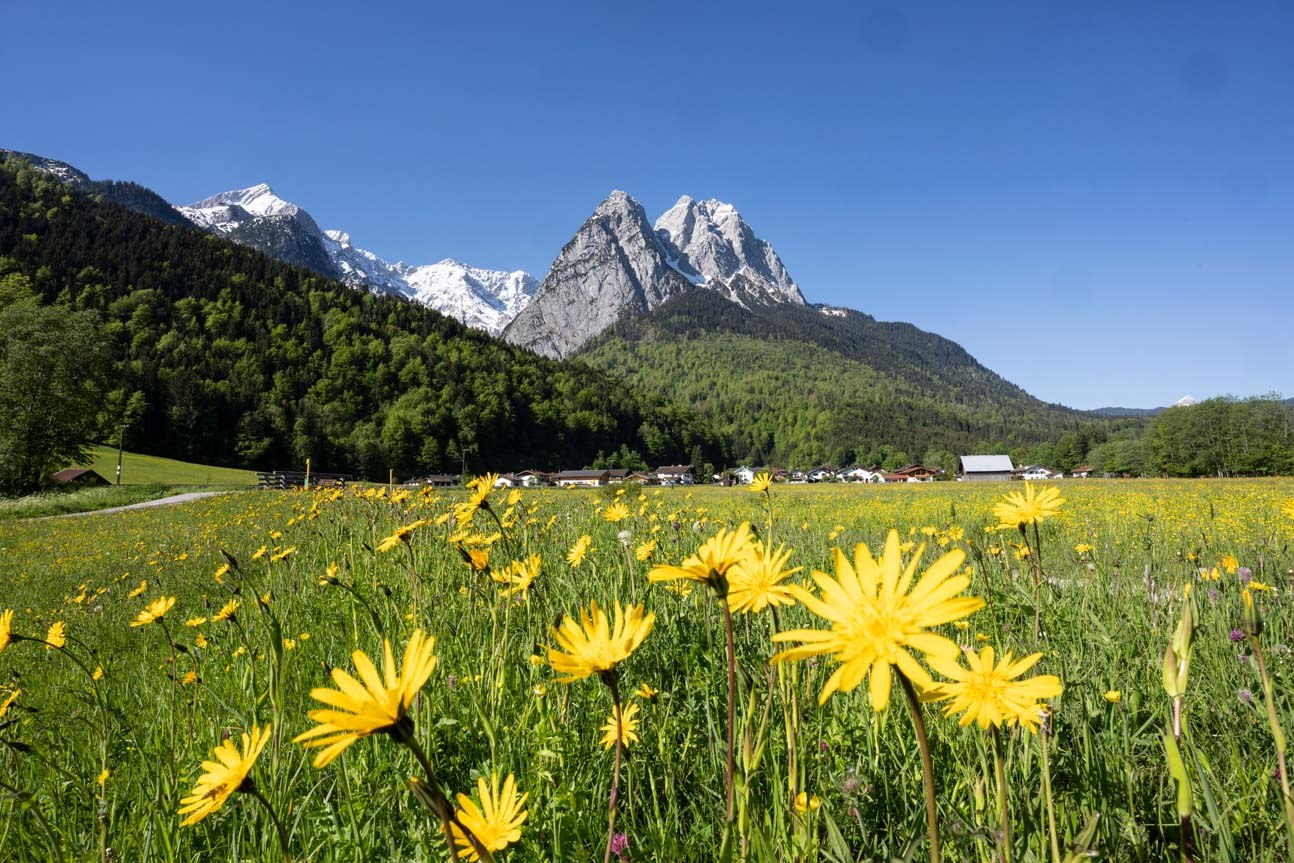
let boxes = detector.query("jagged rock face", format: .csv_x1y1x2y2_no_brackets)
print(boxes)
503,190,696,359
179,185,343,280
655,195,805,306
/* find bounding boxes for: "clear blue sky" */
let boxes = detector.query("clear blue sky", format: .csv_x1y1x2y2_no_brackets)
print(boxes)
4,0,1292,410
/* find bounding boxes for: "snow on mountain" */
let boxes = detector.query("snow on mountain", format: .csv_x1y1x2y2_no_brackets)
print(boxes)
654,195,806,306
176,185,536,335
1174,395,1197,407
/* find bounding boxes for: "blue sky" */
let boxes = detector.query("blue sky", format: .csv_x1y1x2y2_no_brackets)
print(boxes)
4,0,1292,410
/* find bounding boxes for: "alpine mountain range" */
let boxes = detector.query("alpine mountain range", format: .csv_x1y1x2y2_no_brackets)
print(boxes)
1,149,819,349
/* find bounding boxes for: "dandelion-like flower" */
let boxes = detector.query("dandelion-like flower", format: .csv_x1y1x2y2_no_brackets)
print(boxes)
213,599,239,622
0,689,19,718
749,473,773,493
727,541,802,614
567,535,592,568
44,621,66,650
547,600,654,683
449,772,528,862
993,482,1065,529
772,530,984,709
604,502,631,523
178,724,272,826
294,630,438,767
648,522,755,593
493,555,540,597
923,646,1063,731
0,609,12,655
131,596,176,628
600,702,641,750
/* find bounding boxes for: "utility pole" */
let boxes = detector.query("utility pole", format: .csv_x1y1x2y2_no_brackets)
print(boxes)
115,424,126,486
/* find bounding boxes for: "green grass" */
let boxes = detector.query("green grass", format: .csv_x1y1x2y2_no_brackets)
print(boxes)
0,483,206,520
0,480,1291,861
74,445,258,486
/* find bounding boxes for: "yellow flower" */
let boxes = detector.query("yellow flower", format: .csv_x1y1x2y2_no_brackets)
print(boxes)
648,522,755,591
924,646,1062,731
182,670,198,685
251,545,268,561
185,617,207,627
376,533,403,553
44,621,66,650
547,600,655,683
92,666,104,681
130,596,176,628
178,724,272,826
96,768,109,787
1074,543,1094,555
464,547,491,572
635,539,658,562
635,683,659,700
772,530,984,709
993,482,1065,529
213,563,230,584
1104,690,1121,703
1249,580,1274,592
604,502,631,523
128,579,148,598
566,535,593,568
1282,499,1294,520
749,472,773,493
0,689,19,718
1219,553,1238,575
195,633,208,649
600,702,641,750
450,772,528,862
727,541,802,615
269,547,296,563
294,630,438,767
493,555,541,597
213,599,239,622
794,791,821,813
0,609,11,655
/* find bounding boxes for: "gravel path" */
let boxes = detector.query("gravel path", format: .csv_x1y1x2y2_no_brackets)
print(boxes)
44,490,231,519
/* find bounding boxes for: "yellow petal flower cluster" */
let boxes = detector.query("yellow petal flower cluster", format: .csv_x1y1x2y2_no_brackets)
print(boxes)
923,646,1062,731
727,541,802,615
294,630,438,767
178,724,271,826
993,482,1065,529
648,522,754,590
547,600,654,683
450,772,528,862
600,702,641,750
131,596,176,628
773,530,983,710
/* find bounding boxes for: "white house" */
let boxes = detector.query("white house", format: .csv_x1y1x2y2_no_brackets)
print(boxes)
839,466,883,483
807,466,838,483
732,466,758,485
655,465,696,485
1017,465,1059,481
493,474,522,488
959,455,1015,482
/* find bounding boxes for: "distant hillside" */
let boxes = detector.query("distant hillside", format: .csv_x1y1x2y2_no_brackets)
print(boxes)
1095,398,1291,418
579,290,1109,467
0,154,724,478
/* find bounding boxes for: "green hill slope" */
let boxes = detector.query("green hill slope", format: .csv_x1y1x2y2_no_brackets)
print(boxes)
76,446,257,486
579,290,1112,467
0,155,723,478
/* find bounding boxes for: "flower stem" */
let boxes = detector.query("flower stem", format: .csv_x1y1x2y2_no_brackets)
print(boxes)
1251,637,1294,859
723,601,737,823
246,784,293,863
1038,711,1061,863
899,672,940,863
604,676,625,863
400,728,485,863
991,727,1012,863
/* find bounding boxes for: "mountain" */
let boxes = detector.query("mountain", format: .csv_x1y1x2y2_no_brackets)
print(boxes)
0,153,723,475
0,148,190,228
1095,395,1291,418
503,190,805,358
654,195,806,305
179,184,343,280
577,290,1104,466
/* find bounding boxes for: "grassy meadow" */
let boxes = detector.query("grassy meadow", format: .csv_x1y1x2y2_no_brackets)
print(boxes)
74,446,259,487
0,479,1292,862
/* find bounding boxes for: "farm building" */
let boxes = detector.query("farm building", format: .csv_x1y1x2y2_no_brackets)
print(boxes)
1017,465,1060,481
1070,465,1094,478
555,470,609,488
655,465,695,485
839,466,883,483
50,468,109,486
959,455,1014,482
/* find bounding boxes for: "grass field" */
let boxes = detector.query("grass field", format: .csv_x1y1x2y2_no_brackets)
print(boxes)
74,445,258,487
0,479,1292,862
0,484,201,520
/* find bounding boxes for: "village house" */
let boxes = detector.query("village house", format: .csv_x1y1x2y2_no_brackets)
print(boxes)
839,465,883,483
493,473,522,488
405,474,459,488
1016,464,1060,481
555,469,610,488
807,466,838,482
50,468,109,486
655,464,695,485
893,464,939,482
732,466,758,485
515,469,553,488
1069,465,1094,478
959,455,1015,482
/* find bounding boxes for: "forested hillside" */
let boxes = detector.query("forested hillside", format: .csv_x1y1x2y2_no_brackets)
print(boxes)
0,155,724,479
579,290,1120,467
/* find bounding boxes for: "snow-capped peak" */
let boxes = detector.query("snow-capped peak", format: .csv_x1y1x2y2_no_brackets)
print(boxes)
190,183,301,219
1174,395,1197,407
654,195,805,305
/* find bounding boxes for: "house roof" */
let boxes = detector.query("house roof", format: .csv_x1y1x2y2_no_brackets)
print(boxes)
655,465,694,474
51,468,106,482
555,470,609,479
1071,465,1093,472
960,455,1014,473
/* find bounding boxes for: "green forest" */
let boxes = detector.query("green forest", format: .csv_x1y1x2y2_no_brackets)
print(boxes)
579,291,1126,467
0,155,724,488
